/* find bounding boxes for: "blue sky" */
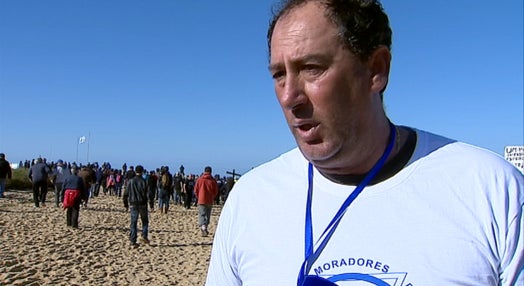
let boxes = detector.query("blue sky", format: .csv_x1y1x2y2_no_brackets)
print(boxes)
0,0,522,176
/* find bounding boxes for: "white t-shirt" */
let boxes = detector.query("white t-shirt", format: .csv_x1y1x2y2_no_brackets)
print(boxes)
206,129,523,286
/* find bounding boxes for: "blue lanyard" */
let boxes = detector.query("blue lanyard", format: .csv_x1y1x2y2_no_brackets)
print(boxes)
298,122,396,285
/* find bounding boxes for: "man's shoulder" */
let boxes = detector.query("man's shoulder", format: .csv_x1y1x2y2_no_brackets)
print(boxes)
232,148,306,187
252,147,305,174
412,128,520,175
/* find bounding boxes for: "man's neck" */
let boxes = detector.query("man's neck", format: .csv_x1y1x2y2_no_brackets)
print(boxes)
319,126,416,186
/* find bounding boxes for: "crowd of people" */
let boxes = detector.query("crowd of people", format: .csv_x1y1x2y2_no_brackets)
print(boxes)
1,154,234,247
12,157,234,208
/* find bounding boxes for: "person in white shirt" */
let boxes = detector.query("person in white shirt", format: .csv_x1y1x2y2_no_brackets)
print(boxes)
206,1,523,285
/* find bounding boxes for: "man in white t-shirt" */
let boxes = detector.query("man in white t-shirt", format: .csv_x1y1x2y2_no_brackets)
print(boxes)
206,1,523,285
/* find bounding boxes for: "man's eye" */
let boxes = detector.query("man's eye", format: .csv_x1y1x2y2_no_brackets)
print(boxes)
272,71,285,81
303,65,322,75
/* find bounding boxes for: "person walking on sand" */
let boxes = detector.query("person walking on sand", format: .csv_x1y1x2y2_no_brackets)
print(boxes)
146,170,158,211
28,158,50,207
61,166,85,228
183,174,195,210
123,165,149,248
173,172,184,205
0,153,12,199
158,166,173,214
78,165,96,208
194,166,218,237
51,160,70,208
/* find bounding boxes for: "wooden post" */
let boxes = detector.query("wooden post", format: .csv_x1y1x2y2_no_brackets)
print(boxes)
226,169,242,179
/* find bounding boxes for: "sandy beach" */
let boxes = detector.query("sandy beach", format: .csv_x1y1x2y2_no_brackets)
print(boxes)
0,189,220,285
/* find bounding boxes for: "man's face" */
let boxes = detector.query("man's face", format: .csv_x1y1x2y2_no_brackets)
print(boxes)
269,2,382,173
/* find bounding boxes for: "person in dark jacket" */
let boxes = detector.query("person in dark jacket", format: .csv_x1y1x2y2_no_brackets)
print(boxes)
158,166,173,214
78,165,96,208
61,166,85,228
28,158,50,207
0,153,12,198
51,160,71,207
93,166,103,197
123,165,149,248
183,174,195,210
146,170,158,211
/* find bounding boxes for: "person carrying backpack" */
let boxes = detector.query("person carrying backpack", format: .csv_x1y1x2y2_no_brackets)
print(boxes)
158,166,173,214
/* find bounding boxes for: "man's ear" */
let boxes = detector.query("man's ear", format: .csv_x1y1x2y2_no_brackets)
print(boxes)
368,46,391,94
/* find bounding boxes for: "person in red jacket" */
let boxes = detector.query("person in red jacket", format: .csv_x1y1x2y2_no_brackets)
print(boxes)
194,166,219,236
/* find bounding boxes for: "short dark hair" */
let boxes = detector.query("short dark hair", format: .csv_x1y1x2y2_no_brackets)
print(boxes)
135,165,144,174
204,166,212,173
267,0,392,62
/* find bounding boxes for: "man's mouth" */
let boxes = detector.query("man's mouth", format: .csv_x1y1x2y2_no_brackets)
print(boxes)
294,121,320,143
299,123,314,131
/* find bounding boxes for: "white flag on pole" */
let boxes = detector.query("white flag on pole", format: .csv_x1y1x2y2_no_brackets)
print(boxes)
79,136,87,144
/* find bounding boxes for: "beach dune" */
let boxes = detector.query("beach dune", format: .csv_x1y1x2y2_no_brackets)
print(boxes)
0,189,219,285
